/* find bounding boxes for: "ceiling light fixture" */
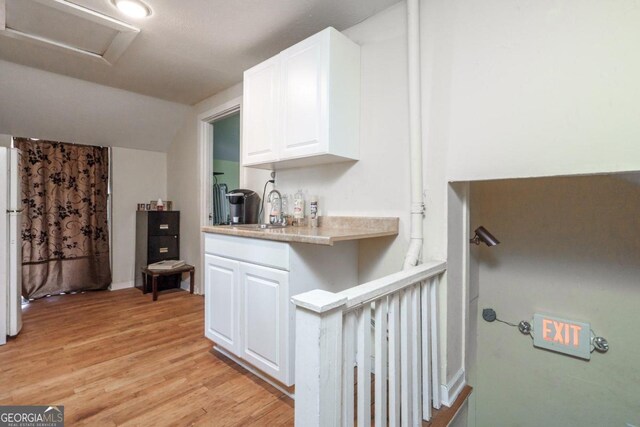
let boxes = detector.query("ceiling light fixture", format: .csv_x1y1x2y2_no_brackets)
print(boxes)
111,0,152,18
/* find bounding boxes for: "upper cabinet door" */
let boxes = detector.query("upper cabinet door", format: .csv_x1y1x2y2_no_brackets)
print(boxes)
242,56,280,166
204,254,241,355
280,32,327,159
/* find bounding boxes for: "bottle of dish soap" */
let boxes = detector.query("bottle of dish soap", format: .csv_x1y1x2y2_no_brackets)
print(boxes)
293,189,305,226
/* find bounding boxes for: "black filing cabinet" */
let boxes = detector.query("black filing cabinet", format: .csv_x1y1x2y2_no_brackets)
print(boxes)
135,211,180,290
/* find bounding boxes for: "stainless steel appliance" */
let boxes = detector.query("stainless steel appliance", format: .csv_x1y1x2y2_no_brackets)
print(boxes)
0,147,22,345
226,189,260,224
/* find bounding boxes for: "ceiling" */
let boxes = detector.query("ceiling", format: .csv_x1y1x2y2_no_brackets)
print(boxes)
0,0,400,105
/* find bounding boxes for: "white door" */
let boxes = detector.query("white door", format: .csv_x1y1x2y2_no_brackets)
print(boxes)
204,254,240,355
240,262,291,385
242,56,280,166
280,32,328,160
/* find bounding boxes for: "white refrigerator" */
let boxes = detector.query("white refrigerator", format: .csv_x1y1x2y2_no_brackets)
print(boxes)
0,147,22,345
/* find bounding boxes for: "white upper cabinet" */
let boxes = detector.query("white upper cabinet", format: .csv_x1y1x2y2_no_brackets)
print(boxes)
242,56,281,165
280,34,325,160
242,27,360,170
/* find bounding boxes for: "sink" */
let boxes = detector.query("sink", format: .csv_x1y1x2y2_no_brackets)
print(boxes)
231,224,288,230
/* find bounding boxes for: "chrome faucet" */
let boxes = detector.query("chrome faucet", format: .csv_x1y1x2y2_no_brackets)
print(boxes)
266,189,285,225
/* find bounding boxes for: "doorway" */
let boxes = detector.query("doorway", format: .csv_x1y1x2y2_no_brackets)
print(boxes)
211,112,240,225
212,112,240,191
197,97,242,227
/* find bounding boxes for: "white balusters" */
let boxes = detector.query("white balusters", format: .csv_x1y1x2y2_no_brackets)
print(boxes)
343,311,356,427
374,299,388,427
430,276,441,409
292,261,446,427
356,306,372,427
400,288,413,426
388,293,401,427
411,284,422,423
421,280,432,421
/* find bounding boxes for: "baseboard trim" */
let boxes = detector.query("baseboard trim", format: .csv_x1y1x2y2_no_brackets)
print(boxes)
440,368,466,407
110,281,134,291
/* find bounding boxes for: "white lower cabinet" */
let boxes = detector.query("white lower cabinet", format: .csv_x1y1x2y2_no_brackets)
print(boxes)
204,254,240,355
203,233,358,387
240,263,290,384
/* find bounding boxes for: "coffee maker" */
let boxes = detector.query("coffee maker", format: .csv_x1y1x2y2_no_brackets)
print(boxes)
226,189,260,224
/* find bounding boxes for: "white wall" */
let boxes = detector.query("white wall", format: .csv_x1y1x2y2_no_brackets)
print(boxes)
274,2,411,283
421,0,640,182
111,147,167,288
0,60,189,152
0,135,11,148
469,175,640,427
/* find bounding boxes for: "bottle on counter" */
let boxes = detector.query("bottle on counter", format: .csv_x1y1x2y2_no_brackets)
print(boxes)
310,195,319,228
293,189,305,226
281,193,290,226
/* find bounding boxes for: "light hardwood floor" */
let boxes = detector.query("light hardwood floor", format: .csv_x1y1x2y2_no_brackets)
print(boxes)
0,288,294,426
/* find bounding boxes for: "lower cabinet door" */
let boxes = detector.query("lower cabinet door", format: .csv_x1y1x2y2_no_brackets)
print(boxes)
239,262,291,385
204,254,240,355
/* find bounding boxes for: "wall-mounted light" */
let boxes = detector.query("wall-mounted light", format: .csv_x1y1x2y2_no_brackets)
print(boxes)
470,226,500,247
111,0,152,18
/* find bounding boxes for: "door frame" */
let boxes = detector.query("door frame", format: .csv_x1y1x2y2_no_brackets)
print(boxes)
197,97,242,295
197,96,242,228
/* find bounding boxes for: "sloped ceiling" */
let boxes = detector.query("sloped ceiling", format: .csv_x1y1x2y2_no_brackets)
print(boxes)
0,0,401,105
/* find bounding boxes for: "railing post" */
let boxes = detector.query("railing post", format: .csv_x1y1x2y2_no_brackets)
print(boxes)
292,289,348,427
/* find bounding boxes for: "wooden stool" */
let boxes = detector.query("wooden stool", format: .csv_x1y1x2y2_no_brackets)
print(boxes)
141,264,195,301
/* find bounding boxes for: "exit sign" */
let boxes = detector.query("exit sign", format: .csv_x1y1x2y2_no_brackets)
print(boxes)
533,314,592,360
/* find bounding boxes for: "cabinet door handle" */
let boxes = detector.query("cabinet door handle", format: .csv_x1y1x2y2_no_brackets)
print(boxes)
159,247,169,253
159,224,169,230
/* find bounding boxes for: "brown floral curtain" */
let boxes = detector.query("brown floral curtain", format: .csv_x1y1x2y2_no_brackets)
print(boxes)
14,138,111,299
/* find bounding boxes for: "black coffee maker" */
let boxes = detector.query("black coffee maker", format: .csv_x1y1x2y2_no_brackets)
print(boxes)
226,189,260,224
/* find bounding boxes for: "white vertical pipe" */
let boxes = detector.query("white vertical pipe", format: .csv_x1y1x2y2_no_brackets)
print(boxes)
403,0,425,269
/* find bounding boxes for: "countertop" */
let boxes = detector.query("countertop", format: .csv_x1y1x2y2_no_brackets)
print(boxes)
201,216,399,246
